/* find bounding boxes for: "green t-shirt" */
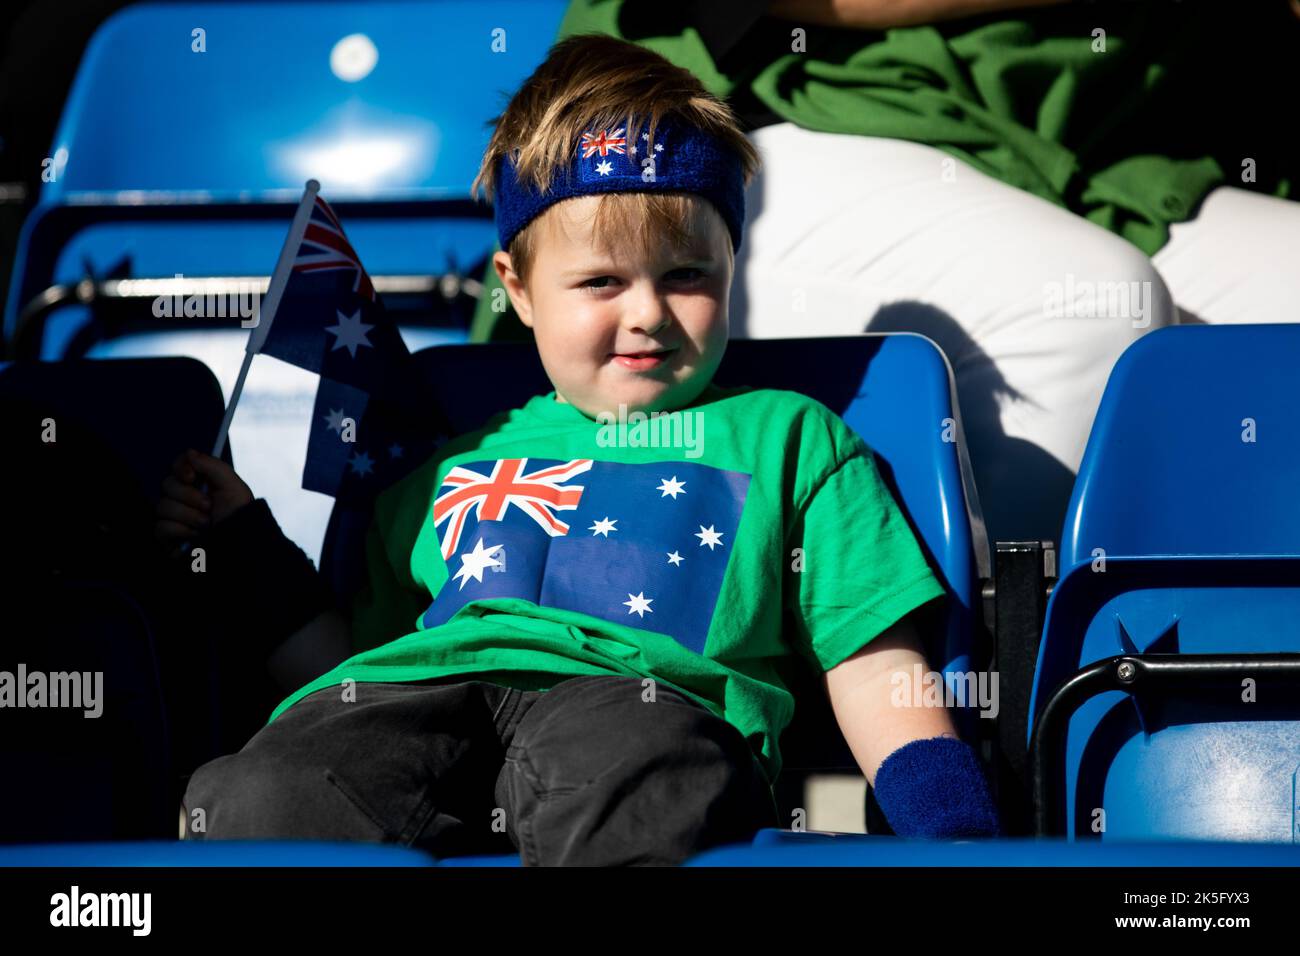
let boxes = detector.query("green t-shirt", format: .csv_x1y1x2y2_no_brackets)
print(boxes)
268,383,946,784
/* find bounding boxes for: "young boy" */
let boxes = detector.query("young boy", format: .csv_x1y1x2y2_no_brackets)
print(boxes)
160,34,998,865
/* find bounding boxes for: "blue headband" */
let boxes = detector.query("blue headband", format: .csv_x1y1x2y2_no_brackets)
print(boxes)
494,115,746,254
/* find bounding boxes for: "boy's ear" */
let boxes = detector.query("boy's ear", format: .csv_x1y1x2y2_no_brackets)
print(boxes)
493,250,534,328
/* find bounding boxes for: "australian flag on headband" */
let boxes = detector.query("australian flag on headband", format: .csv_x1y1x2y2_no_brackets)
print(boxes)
257,193,443,502
421,457,751,655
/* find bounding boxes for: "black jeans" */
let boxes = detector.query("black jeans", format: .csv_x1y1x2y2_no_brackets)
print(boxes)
182,674,779,865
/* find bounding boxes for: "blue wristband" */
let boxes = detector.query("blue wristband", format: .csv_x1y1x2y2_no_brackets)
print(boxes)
871,735,1001,838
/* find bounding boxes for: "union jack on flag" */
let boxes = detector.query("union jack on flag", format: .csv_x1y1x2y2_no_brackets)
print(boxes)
291,195,376,302
579,127,627,158
434,458,593,559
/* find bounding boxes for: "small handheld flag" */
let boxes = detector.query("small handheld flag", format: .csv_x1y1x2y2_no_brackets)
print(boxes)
212,179,445,507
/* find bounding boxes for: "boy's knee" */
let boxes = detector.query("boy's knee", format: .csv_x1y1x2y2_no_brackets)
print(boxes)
182,751,328,840
589,683,776,822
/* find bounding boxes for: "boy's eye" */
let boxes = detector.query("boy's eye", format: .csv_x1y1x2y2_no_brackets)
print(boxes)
579,269,705,292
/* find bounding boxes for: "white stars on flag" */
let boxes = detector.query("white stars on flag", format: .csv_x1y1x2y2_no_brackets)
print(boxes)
657,476,686,499
453,538,504,590
324,406,349,433
348,450,375,477
624,592,653,618
695,525,724,550
325,309,375,358
583,475,726,624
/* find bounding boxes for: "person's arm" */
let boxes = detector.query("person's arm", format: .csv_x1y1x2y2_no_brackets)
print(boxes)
156,448,351,692
201,494,428,691
191,496,352,692
824,610,1000,836
767,0,1068,30
780,411,998,837
822,608,954,786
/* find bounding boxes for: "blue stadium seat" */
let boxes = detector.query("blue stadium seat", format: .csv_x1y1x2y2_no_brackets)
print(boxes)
0,841,434,866
320,332,991,863
5,0,569,355
686,836,1300,867
0,356,227,507
1028,324,1300,842
0,356,265,842
4,837,1291,868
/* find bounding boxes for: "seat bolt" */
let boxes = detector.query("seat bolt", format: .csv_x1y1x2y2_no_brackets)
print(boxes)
1116,661,1137,683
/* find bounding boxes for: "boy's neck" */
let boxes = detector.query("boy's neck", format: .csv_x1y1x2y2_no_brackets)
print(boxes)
552,383,722,412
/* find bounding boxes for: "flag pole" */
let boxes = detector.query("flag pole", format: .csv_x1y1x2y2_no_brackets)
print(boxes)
178,180,319,557
210,178,320,459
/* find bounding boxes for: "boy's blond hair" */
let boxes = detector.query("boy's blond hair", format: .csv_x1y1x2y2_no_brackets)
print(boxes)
472,33,762,285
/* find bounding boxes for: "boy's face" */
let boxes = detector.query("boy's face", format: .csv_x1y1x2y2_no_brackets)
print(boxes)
494,194,732,418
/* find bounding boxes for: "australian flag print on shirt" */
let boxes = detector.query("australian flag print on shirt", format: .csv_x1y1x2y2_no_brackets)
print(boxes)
423,457,751,655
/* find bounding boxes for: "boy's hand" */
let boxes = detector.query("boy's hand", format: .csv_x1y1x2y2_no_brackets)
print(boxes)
155,448,254,558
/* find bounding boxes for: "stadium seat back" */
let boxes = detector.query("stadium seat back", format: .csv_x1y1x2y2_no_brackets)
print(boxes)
0,357,228,507
1059,324,1300,565
1031,325,1300,842
0,357,234,840
45,0,568,202
7,0,569,352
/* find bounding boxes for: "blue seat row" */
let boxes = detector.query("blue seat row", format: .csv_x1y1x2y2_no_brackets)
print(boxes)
4,0,571,357
1030,323,1300,843
3,325,1298,864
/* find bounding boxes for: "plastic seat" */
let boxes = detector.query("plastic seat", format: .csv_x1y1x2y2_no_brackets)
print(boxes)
0,841,434,866
686,836,1300,867
4,0,569,355
0,356,227,505
0,357,251,842
1028,324,1300,841
319,333,990,863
